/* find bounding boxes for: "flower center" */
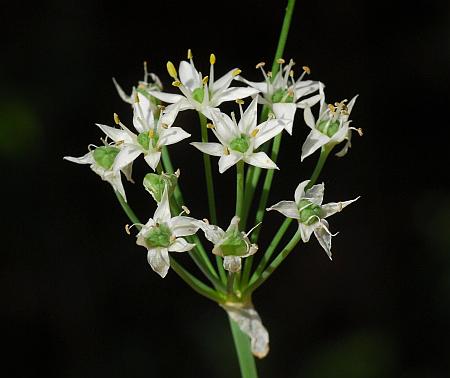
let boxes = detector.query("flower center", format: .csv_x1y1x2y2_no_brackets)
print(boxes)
317,119,340,137
229,135,250,153
93,146,120,170
271,88,294,103
137,131,158,150
298,199,322,225
192,87,205,103
145,223,172,248
220,229,248,256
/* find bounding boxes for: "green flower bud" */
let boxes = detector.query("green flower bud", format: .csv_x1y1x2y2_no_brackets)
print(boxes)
271,88,294,103
317,119,340,137
298,199,322,225
93,146,120,170
192,87,205,103
219,229,248,256
229,135,250,153
145,223,172,248
143,172,178,202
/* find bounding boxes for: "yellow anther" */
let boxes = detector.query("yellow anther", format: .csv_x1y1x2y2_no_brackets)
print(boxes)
287,88,295,97
302,66,311,74
224,147,230,155
181,205,191,215
206,123,215,129
134,93,139,103
115,140,124,146
232,68,242,77
113,113,120,125
328,104,336,113
251,128,260,137
172,80,181,87
210,53,216,65
277,58,285,64
148,129,155,138
289,70,294,77
255,62,266,69
187,49,193,59
202,76,209,85
161,123,169,129
166,61,178,79
235,99,245,105
267,71,273,77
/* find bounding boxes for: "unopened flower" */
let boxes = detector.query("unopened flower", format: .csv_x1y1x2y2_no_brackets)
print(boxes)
301,83,360,161
191,96,289,173
148,51,259,118
267,180,359,259
198,216,258,273
238,59,322,134
143,170,180,203
64,143,130,201
136,189,200,277
97,100,189,172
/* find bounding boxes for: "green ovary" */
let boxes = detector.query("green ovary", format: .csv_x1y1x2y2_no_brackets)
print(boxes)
317,119,340,137
220,229,248,256
93,146,120,170
271,88,294,103
192,87,205,103
145,223,172,248
229,135,250,153
298,199,322,225
137,131,158,150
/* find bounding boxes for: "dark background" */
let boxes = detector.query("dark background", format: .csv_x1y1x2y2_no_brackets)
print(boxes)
1,0,449,377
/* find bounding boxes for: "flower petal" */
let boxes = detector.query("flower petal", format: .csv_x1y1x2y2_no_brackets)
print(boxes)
236,76,269,93
169,216,200,237
305,183,325,205
297,94,322,109
153,187,171,223
272,103,297,135
96,123,132,143
112,77,133,104
298,222,314,243
169,237,195,252
303,107,316,129
253,119,286,149
321,197,360,218
160,101,181,127
211,109,239,144
313,220,332,259
158,127,190,147
147,90,185,104
244,152,278,170
218,152,242,173
63,151,93,165
238,96,259,135
214,87,259,105
301,129,330,161
191,142,224,157
294,180,310,203
267,201,300,219
223,256,242,273
197,222,225,244
147,248,171,278
179,60,201,91
144,151,162,170
114,145,142,170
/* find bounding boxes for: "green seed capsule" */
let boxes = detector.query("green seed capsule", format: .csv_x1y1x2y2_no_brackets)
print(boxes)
192,87,205,103
93,146,120,170
145,223,172,248
298,199,322,225
219,229,248,256
317,119,340,137
271,88,294,103
229,135,250,153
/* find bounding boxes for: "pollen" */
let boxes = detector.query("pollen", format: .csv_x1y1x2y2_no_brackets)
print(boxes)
255,62,266,69
251,128,260,137
113,113,120,125
277,58,285,64
328,104,336,113
235,99,245,105
232,69,242,77
166,61,178,79
210,53,216,65
202,76,209,85
302,66,311,74
172,80,182,87
187,49,193,59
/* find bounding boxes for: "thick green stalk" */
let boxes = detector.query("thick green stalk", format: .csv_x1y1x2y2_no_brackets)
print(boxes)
199,112,218,224
229,317,258,378
236,161,245,222
244,230,302,296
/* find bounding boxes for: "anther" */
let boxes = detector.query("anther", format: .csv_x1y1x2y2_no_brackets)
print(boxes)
267,71,273,77
125,224,131,235
161,123,169,129
157,104,166,111
302,66,311,74
277,58,285,64
187,49,193,60
181,205,191,215
232,69,242,77
174,169,181,177
148,129,155,138
172,80,182,87
210,53,216,65
224,147,230,155
166,61,178,79
113,113,120,125
202,218,209,225
206,123,215,129
250,128,260,137
235,99,245,105
255,62,266,69
202,76,209,85
289,70,294,77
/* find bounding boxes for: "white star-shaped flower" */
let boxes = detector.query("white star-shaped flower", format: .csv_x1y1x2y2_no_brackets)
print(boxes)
136,189,200,278
64,143,130,201
301,83,360,161
237,59,322,134
148,51,259,119
267,180,359,259
191,96,289,173
198,216,258,273
96,99,189,173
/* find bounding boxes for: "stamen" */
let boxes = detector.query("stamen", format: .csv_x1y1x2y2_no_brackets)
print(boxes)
210,53,216,65
87,143,98,152
202,76,209,85
277,58,285,64
267,71,273,78
245,222,262,237
250,128,260,137
232,69,242,77
350,127,364,136
235,99,245,105
206,123,215,129
181,205,191,215
302,66,311,74
328,104,336,114
166,61,178,79
125,223,143,235
113,113,120,125
202,218,209,225
255,62,266,69
172,80,182,87
160,123,169,129
115,140,124,146
143,60,149,82
187,49,193,60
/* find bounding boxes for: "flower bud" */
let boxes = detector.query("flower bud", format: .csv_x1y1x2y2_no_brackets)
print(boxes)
143,172,178,202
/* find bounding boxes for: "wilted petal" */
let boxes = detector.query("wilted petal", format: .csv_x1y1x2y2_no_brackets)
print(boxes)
222,304,270,359
244,152,278,170
267,201,299,219
298,222,314,243
301,129,329,161
147,248,170,278
294,180,310,203
197,222,225,245
144,151,162,170
169,216,200,237
321,197,360,218
223,256,242,272
169,237,195,252
305,183,325,205
191,142,224,157
218,153,242,173
314,220,332,259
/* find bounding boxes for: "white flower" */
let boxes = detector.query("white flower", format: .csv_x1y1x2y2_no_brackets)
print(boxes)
267,180,359,259
148,51,259,119
191,96,289,173
136,189,200,278
237,59,322,134
64,143,129,201
198,216,258,273
301,83,360,161
112,61,163,116
96,99,190,173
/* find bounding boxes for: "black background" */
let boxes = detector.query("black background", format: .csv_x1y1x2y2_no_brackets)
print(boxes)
1,0,449,377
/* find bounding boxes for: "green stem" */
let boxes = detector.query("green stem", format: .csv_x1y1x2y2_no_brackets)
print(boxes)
229,317,258,378
306,145,332,190
115,191,141,227
236,161,245,222
199,112,217,225
161,146,184,206
244,230,302,296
